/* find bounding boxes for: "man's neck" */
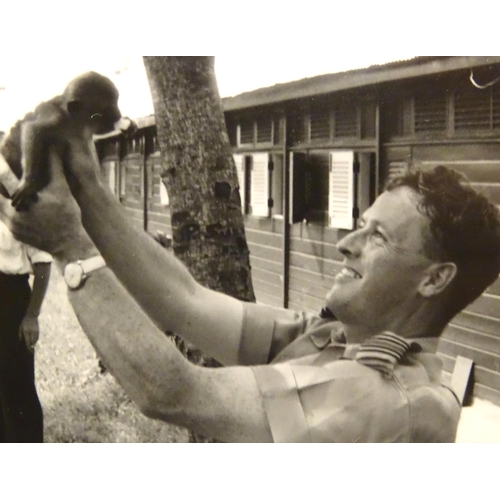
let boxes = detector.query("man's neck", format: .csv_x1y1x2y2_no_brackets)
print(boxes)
341,305,448,344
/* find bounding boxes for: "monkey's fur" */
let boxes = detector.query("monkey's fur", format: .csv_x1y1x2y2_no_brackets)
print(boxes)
0,71,124,210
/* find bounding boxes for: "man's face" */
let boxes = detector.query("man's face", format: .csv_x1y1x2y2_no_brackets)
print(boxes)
326,186,436,335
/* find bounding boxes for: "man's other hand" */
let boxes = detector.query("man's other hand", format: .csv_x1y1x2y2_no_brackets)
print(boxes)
0,147,95,261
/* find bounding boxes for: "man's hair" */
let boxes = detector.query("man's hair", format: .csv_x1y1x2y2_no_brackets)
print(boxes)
385,165,500,319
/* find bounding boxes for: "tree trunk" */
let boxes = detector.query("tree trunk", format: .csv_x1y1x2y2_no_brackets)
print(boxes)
143,56,256,442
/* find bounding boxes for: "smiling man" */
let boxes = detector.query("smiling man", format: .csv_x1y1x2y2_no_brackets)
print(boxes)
1,141,500,442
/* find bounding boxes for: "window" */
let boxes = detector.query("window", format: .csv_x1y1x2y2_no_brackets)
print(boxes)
237,118,276,146
310,108,331,140
334,106,358,137
239,120,254,145
290,152,330,225
233,153,283,217
455,87,491,130
270,155,284,216
256,118,273,143
290,150,375,229
414,92,447,133
305,153,330,223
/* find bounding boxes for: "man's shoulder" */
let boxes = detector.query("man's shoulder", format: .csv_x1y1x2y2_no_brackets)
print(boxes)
393,353,461,442
255,352,460,442
253,357,410,442
240,302,326,366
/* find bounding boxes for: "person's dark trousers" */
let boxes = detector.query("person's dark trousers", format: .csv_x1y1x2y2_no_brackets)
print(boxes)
0,272,43,443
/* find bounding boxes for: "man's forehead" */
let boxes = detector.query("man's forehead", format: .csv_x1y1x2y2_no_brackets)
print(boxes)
364,187,428,230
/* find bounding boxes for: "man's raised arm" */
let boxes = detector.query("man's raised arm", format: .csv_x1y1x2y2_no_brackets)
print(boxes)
64,138,245,367
0,147,273,443
59,249,272,443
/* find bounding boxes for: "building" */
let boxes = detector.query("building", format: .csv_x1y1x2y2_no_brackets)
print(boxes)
96,56,500,405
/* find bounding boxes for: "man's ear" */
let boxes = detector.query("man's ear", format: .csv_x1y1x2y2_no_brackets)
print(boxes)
419,262,457,297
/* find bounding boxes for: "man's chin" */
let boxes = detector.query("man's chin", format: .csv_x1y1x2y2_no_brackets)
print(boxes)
325,287,357,319
324,289,343,315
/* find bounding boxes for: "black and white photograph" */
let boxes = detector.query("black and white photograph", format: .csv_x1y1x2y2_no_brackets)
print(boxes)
0,2,498,497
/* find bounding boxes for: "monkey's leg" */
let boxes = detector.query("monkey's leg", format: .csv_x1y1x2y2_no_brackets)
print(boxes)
11,181,40,212
11,124,49,212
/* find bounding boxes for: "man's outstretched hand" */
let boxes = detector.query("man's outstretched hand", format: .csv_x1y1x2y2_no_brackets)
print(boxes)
0,147,97,263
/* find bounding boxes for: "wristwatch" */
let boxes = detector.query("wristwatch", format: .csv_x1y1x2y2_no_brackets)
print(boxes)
63,255,106,290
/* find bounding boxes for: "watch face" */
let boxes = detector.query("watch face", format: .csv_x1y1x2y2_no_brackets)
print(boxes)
64,263,84,289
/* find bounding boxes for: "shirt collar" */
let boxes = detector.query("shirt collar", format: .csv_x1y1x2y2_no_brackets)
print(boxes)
309,322,440,360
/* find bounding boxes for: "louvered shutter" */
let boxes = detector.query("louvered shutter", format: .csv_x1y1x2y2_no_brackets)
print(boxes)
119,163,126,197
103,161,116,193
159,180,169,206
455,87,491,130
250,153,270,217
414,93,447,132
387,161,406,181
329,151,355,229
310,108,331,140
233,154,245,209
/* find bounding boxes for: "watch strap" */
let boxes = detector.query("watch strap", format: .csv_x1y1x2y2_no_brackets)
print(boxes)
79,255,106,275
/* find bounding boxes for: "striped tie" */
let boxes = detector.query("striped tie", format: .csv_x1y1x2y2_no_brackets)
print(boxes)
356,332,419,379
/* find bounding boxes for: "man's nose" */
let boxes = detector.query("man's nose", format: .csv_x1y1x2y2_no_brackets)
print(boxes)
336,229,364,258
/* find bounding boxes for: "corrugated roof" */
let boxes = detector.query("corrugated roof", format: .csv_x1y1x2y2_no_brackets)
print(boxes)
222,56,500,112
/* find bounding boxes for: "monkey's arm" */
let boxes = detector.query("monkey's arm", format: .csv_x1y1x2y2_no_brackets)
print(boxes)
12,107,63,211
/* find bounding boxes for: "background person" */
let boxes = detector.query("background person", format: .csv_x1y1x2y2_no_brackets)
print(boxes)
0,218,51,442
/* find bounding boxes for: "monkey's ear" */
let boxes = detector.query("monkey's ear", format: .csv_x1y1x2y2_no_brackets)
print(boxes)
67,100,83,115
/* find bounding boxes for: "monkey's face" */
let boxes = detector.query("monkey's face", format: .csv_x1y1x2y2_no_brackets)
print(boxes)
65,72,122,134
68,96,122,134
89,104,122,134
87,96,122,134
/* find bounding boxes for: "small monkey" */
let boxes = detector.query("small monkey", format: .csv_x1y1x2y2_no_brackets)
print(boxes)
0,71,131,210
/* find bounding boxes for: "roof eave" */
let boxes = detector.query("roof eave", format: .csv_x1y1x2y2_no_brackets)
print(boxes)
222,56,500,112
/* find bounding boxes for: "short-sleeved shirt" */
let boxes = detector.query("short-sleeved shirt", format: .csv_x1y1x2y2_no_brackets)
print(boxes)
0,219,53,275
238,303,461,443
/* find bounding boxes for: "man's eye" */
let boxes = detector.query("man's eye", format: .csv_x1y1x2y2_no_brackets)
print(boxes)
372,230,385,241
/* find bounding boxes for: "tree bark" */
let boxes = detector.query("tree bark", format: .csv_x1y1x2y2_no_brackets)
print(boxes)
142,56,256,442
